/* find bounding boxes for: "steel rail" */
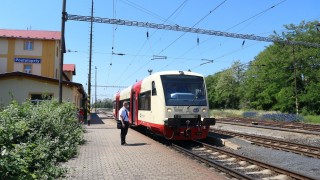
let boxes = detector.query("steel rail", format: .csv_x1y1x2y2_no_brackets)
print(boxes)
215,120,320,136
211,129,320,159
217,118,320,132
195,141,318,180
171,143,255,180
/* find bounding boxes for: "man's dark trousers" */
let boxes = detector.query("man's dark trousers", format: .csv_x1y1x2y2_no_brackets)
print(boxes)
121,121,129,145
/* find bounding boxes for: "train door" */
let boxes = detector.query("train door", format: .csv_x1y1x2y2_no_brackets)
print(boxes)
131,92,136,125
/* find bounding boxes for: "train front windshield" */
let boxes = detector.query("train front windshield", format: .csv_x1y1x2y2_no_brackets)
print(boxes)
161,75,207,106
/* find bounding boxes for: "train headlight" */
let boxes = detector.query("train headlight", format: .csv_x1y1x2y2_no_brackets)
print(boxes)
202,108,207,113
167,108,172,113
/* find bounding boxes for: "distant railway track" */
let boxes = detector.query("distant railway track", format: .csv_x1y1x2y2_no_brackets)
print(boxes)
172,141,317,180
216,118,320,135
211,129,320,159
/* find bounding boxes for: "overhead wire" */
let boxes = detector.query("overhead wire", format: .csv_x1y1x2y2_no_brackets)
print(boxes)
106,0,117,94
112,0,190,85
196,0,288,63
156,0,287,71
119,0,167,22
191,0,287,55
190,41,261,71
144,0,189,49
157,0,227,55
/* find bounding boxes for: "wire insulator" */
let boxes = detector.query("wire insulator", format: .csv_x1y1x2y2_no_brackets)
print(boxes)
242,40,246,47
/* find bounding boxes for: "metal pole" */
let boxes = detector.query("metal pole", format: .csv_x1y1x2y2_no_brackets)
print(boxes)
87,0,93,125
293,45,299,115
59,0,67,103
95,66,97,112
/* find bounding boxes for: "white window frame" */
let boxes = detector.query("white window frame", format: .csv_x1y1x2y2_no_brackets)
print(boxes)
23,64,32,74
24,40,34,51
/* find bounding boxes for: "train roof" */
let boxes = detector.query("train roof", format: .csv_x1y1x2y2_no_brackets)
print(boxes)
151,71,203,77
120,85,132,99
113,71,205,98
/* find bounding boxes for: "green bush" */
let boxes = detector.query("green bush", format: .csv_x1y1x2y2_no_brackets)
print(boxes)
0,100,84,179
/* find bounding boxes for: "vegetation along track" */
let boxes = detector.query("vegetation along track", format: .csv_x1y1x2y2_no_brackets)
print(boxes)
216,118,320,135
211,129,320,159
172,141,317,180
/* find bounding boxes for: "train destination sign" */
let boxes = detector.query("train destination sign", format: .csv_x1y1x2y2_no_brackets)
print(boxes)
14,58,41,64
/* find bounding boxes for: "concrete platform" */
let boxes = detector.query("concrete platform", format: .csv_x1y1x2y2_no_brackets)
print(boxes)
63,113,226,180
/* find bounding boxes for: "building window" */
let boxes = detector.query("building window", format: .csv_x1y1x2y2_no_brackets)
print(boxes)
24,40,34,51
30,94,53,104
24,65,32,74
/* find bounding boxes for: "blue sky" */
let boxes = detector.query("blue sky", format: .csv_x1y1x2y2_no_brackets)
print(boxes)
1,0,319,101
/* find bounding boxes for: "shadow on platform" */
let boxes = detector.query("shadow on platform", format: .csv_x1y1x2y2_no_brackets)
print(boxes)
89,113,105,124
125,143,149,146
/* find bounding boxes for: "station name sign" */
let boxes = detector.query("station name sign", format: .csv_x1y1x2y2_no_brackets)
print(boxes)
14,58,41,64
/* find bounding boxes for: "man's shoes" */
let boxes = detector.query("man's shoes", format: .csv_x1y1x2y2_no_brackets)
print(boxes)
121,143,128,146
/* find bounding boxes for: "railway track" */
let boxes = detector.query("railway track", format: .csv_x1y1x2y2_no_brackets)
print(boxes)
172,141,317,180
211,129,320,159
216,118,320,135
98,110,319,179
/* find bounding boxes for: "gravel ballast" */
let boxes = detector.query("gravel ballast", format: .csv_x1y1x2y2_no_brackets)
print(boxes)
211,123,320,178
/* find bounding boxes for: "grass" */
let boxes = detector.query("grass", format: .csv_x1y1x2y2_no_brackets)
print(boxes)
210,109,244,118
210,109,320,124
303,115,320,124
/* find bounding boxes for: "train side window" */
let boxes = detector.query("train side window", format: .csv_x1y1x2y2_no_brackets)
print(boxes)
138,91,151,110
152,81,157,96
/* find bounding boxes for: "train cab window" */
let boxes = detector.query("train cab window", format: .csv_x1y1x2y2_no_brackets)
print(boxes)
152,81,157,96
161,75,207,106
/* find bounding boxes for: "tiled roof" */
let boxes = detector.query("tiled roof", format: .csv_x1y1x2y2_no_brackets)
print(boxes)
0,29,61,40
0,71,85,96
63,64,76,75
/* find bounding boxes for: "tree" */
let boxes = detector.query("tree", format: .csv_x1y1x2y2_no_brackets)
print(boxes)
206,61,244,109
243,20,320,114
206,20,320,115
92,98,113,108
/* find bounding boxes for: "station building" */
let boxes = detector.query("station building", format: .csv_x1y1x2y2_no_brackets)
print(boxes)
0,29,86,107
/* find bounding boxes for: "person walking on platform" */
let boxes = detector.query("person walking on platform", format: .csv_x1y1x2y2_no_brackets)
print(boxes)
119,101,129,145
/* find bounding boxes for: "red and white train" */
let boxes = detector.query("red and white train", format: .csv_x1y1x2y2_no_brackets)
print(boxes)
113,71,215,140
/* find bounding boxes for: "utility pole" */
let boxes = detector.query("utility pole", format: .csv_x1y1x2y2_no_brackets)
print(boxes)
87,0,94,125
293,45,299,115
59,0,67,103
95,66,97,113
148,69,153,75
